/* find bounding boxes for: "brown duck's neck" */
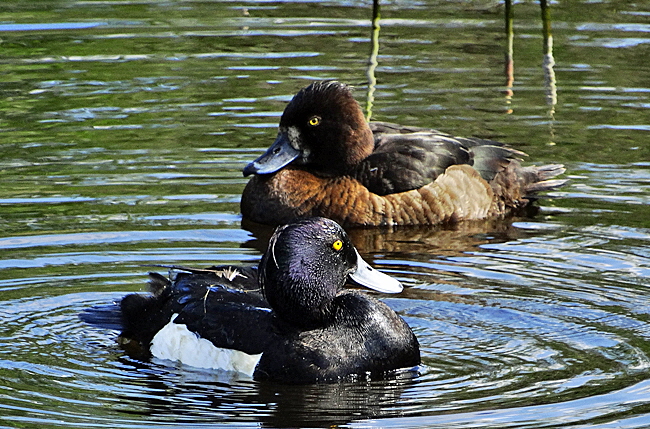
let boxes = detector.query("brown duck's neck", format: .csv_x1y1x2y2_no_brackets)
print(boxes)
343,123,374,166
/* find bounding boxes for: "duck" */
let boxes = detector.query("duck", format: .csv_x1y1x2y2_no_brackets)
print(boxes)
241,80,566,227
81,217,420,384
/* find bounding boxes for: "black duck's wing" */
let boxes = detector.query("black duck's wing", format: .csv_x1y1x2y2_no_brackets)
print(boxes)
89,265,274,356
170,267,275,355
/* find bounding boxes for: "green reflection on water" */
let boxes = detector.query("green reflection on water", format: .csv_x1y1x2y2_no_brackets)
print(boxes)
0,0,649,427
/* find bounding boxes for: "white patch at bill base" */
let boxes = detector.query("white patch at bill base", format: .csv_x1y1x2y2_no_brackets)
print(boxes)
150,314,262,377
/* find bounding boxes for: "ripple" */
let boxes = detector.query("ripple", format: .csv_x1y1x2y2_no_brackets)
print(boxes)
0,229,251,250
1,0,650,427
0,22,106,32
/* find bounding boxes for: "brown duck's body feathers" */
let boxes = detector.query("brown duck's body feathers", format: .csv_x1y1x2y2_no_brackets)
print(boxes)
242,163,546,227
241,81,566,227
243,158,566,227
241,130,566,226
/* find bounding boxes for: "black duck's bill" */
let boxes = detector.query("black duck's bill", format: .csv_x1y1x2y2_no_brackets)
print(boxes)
349,250,403,294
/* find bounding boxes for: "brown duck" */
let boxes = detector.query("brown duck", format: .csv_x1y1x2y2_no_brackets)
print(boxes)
241,81,565,227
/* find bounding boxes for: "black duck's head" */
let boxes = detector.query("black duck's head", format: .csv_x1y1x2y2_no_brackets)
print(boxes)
259,217,402,328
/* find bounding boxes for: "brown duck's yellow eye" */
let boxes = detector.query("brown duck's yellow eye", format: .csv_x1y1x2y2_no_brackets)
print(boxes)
308,116,321,127
332,239,343,251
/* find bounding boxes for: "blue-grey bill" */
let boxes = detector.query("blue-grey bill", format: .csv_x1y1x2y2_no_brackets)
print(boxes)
243,132,300,176
349,250,403,294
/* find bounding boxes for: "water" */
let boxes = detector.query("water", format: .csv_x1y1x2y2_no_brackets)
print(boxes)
1,0,649,427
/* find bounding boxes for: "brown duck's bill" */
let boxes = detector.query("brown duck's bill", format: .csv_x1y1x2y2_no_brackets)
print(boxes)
349,250,403,294
243,132,300,176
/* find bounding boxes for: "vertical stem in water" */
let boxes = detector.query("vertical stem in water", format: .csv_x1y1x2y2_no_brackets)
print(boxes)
366,0,380,121
541,0,557,144
504,0,514,114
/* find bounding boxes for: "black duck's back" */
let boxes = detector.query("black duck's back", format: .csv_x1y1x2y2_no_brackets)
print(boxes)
255,290,420,383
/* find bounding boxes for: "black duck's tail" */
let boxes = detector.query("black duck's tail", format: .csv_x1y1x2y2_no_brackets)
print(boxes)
118,272,173,348
78,302,123,331
79,272,174,354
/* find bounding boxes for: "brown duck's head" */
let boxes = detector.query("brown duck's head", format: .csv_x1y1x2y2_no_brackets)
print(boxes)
243,81,374,177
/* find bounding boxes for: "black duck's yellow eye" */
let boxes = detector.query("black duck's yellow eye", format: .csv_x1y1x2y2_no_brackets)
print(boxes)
332,239,343,251
308,116,321,127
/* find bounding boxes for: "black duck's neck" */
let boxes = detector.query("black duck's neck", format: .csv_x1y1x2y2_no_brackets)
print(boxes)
264,273,339,330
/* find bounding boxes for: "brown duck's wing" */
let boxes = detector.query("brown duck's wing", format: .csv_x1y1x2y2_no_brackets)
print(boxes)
355,132,473,195
361,122,529,195
370,121,437,135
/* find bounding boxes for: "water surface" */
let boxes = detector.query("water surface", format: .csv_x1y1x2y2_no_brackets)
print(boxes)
1,0,649,428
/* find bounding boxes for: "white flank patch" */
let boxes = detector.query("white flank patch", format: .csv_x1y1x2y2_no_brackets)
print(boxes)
150,314,262,377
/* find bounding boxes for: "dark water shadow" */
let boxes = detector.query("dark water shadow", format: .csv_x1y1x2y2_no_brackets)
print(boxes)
241,212,541,261
110,358,418,428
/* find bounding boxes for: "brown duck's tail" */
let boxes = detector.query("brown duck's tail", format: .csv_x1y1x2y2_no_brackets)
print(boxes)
520,164,567,196
488,161,566,215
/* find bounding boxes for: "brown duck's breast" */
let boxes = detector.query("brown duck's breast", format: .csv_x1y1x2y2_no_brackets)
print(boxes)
241,165,500,227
